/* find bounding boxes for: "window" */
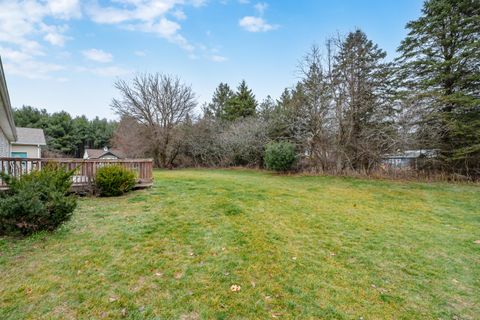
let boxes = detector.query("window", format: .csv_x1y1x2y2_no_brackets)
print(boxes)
11,152,28,158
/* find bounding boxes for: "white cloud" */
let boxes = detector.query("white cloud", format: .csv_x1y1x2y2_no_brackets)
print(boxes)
1,47,32,63
0,1,78,49
86,1,198,53
135,18,181,38
210,55,228,62
172,9,187,20
1,46,64,79
86,0,179,24
40,23,70,46
0,0,81,79
47,0,81,19
86,5,131,24
239,16,277,32
254,2,268,15
82,49,113,63
0,0,225,80
76,65,132,77
0,1,45,51
134,50,147,57
190,0,207,7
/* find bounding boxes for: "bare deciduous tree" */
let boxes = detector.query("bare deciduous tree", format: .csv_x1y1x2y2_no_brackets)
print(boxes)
111,73,196,168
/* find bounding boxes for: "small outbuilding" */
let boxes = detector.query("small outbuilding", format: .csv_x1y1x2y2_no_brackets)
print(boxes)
10,127,46,158
382,149,437,169
83,147,124,160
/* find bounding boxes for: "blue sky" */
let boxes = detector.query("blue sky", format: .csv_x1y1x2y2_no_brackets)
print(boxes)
0,0,424,119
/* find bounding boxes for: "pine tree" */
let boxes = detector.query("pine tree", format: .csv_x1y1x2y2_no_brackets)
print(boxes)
223,80,257,121
333,29,395,171
276,88,293,112
397,0,480,175
204,83,234,119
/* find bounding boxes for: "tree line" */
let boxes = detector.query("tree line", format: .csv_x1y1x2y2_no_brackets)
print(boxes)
111,0,479,178
14,106,117,158
10,0,478,178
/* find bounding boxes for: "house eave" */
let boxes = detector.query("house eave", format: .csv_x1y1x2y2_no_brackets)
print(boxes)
0,56,17,141
11,142,46,146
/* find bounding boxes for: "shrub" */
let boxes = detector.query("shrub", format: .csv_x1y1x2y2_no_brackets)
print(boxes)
0,163,77,236
264,141,297,172
95,165,136,197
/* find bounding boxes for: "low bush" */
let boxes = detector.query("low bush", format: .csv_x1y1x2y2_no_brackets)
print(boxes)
0,163,77,236
95,165,136,197
264,141,297,172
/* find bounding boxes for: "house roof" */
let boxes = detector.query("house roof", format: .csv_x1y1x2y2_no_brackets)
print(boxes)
85,148,124,159
0,57,17,141
12,127,47,145
384,149,437,159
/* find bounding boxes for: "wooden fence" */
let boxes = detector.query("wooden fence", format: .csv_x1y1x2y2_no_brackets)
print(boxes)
0,158,153,191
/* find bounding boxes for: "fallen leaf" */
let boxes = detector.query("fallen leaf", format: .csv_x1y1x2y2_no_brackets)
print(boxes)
121,308,127,317
292,256,297,260
109,296,118,303
230,284,241,292
174,272,183,279
155,272,163,277
474,240,480,244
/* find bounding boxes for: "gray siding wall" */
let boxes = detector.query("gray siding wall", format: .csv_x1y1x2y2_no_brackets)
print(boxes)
0,128,10,157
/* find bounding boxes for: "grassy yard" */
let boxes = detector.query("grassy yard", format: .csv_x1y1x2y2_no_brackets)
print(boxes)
1,169,479,319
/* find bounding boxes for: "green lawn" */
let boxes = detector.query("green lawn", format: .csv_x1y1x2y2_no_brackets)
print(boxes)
1,169,479,319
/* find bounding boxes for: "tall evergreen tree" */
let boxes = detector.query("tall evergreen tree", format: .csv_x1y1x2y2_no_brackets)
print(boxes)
13,106,49,128
333,29,395,171
204,83,234,119
223,80,257,121
397,0,480,175
276,88,293,112
72,116,91,157
45,111,77,155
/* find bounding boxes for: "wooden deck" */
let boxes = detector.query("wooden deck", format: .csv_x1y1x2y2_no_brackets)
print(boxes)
0,157,153,192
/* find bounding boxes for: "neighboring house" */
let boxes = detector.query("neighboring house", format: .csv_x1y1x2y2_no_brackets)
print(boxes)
0,57,46,159
10,127,46,158
83,147,124,160
0,57,17,157
382,149,437,169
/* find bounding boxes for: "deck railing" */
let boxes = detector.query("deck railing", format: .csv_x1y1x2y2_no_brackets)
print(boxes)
0,158,153,190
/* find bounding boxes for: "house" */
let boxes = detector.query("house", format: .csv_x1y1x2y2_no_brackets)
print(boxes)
83,147,124,160
0,57,46,159
382,149,437,169
10,127,46,158
0,57,17,157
